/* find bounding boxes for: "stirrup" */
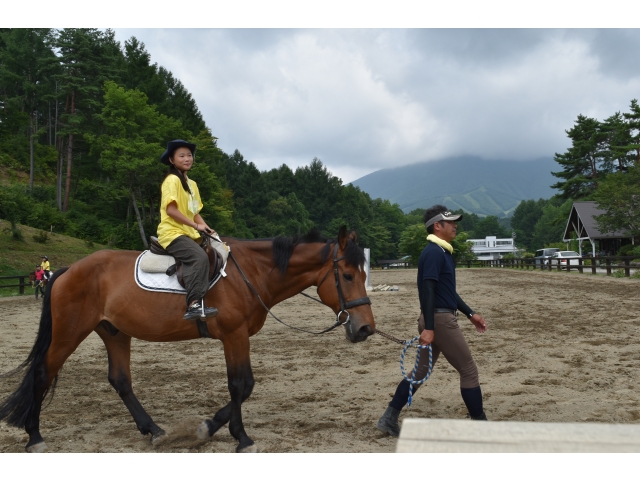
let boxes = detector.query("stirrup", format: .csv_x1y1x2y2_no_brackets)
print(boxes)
184,301,218,320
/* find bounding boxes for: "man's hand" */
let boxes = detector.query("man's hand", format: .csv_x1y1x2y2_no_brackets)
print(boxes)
470,313,487,333
419,329,434,346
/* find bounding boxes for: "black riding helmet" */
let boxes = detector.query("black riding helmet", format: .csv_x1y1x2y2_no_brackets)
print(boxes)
160,139,197,165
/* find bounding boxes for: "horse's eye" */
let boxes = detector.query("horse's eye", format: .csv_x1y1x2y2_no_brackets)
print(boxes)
343,273,353,281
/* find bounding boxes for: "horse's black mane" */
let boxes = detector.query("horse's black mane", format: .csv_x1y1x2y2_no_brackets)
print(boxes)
269,228,365,274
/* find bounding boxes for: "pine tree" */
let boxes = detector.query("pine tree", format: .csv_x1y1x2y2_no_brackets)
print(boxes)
621,99,640,167
551,114,609,199
55,28,123,211
0,28,58,189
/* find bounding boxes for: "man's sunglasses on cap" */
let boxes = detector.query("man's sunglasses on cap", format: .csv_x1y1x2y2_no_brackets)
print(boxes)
424,211,463,229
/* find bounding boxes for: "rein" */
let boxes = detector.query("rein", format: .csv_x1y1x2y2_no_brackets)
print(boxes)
213,234,371,335
205,233,430,399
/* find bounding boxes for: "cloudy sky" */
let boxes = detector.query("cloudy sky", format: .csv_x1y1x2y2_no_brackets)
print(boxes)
108,28,640,183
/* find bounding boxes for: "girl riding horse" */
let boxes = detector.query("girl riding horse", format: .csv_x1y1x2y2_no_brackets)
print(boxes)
157,139,218,320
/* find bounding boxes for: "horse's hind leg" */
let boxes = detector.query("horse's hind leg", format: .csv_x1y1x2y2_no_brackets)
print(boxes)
95,322,167,445
24,321,94,452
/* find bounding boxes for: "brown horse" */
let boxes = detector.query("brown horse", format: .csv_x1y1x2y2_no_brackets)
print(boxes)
0,226,375,452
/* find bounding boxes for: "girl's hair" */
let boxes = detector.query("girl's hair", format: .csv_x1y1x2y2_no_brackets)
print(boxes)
166,164,192,195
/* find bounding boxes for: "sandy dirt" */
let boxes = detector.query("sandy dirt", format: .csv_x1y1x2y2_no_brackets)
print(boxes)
1,268,640,453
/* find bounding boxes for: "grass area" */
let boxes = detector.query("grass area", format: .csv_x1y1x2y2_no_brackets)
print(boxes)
0,219,109,297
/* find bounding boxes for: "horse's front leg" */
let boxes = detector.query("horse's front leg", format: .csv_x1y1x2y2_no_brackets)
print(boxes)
200,333,256,452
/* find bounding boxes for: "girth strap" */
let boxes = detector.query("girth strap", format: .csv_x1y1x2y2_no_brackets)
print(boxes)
196,318,212,338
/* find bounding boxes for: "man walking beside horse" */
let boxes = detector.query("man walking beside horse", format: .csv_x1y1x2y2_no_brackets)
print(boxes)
377,205,488,437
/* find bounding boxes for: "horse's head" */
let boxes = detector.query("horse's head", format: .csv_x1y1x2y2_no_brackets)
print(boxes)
316,226,376,343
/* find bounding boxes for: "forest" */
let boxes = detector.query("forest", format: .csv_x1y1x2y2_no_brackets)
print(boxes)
0,28,407,262
1,28,639,267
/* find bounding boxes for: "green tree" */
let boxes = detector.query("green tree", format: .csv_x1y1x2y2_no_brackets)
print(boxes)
263,192,314,236
398,224,427,264
510,199,547,251
601,111,635,173
551,114,610,199
531,197,573,248
473,216,509,238
55,28,123,211
87,81,184,248
593,164,640,238
621,99,640,167
404,208,425,227
294,158,342,231
0,29,59,188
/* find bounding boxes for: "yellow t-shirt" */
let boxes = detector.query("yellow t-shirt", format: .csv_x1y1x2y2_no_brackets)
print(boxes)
157,175,204,249
41,260,50,271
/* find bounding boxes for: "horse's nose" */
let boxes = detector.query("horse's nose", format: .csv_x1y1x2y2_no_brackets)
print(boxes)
358,324,373,338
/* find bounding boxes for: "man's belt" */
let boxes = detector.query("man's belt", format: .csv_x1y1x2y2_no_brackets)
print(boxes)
434,308,457,316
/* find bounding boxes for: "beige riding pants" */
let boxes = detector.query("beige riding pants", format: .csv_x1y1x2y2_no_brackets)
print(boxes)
414,312,480,389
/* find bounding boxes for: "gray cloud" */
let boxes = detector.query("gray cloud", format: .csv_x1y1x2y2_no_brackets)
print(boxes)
114,28,640,182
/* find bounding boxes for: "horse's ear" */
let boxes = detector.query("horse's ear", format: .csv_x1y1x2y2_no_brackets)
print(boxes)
348,229,358,244
338,225,348,250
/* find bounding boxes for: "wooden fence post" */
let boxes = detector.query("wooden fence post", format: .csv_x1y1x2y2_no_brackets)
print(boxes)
625,258,631,277
592,259,597,275
606,258,612,276
19,276,25,294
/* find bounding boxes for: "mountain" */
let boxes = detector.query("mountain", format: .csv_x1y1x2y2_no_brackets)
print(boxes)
350,156,557,217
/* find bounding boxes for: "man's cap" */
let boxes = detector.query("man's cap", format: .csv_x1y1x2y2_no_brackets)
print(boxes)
160,139,197,165
424,211,463,229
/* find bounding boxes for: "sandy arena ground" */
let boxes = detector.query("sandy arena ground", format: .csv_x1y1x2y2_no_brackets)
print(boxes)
1,268,640,453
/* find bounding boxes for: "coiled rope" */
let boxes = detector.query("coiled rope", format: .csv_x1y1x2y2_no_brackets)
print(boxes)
399,336,433,407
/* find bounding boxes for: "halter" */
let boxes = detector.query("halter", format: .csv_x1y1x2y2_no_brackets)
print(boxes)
228,238,371,335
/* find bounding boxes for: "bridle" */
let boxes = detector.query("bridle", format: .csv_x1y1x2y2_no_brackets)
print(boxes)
228,239,371,335
311,243,372,327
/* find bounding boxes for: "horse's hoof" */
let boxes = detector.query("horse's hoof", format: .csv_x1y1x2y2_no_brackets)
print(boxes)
150,429,168,446
237,443,259,453
26,441,47,453
197,420,211,441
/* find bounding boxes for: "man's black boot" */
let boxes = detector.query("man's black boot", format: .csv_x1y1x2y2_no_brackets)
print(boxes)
376,405,401,437
461,386,488,420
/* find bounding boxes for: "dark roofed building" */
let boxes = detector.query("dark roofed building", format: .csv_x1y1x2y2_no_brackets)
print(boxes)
563,201,637,256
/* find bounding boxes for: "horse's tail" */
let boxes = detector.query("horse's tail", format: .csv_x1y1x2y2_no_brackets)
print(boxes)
0,267,68,428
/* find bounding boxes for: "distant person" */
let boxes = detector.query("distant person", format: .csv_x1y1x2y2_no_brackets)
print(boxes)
157,139,219,321
34,265,46,300
40,255,51,280
376,205,488,437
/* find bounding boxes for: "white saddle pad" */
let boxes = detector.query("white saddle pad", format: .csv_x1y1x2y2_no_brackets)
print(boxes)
134,250,227,294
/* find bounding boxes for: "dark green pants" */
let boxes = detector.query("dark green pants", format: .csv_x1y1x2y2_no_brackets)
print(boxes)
166,235,209,306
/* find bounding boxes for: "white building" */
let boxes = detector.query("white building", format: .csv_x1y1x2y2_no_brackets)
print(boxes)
469,236,518,261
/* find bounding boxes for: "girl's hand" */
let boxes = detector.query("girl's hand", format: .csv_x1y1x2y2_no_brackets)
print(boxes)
195,223,216,236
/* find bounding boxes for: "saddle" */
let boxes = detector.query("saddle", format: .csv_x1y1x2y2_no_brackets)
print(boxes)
149,235,227,289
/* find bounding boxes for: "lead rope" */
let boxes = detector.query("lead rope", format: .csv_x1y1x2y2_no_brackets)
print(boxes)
400,337,433,407
373,329,433,407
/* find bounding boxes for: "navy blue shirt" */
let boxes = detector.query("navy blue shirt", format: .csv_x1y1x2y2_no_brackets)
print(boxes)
417,241,458,311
